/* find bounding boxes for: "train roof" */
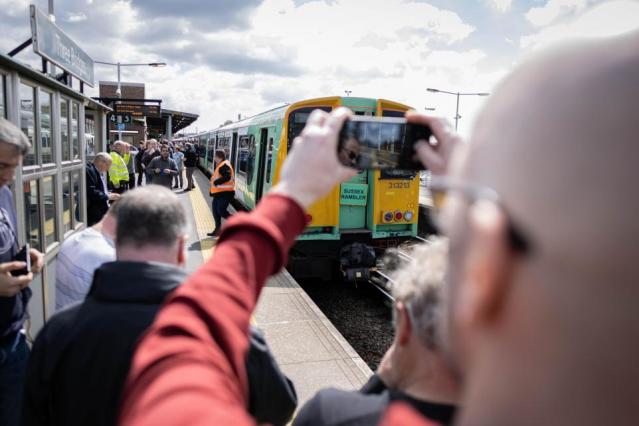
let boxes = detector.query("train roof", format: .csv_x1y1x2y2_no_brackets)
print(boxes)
194,96,413,137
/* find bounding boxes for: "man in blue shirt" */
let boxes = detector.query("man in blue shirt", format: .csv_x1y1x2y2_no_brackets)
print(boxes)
0,117,44,426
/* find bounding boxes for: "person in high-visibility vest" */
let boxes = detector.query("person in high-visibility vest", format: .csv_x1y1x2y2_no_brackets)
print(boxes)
109,141,130,193
208,149,235,237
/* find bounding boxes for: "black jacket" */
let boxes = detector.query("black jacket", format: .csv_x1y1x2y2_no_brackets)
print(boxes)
22,262,296,426
184,148,198,167
85,161,109,226
293,374,456,426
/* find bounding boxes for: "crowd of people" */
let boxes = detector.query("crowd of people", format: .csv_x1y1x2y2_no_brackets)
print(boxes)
0,32,636,426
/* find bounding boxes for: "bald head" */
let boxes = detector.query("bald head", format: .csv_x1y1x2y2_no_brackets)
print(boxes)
446,32,639,425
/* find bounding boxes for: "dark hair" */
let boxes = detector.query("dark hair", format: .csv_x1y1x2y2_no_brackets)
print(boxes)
215,149,226,160
115,186,187,248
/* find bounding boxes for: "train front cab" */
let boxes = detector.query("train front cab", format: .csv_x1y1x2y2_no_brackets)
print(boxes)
287,97,419,280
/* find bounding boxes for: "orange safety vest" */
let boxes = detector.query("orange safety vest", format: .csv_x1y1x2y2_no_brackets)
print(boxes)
210,160,235,194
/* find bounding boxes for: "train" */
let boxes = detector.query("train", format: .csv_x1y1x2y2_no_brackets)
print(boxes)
182,96,420,281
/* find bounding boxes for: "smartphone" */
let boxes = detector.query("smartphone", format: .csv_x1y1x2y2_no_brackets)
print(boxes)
337,116,431,170
11,244,31,277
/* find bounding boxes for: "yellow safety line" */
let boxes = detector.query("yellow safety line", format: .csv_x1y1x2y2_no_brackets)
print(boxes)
188,180,217,261
187,176,257,326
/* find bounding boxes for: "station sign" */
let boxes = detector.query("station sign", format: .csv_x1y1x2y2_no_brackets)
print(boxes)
30,5,95,86
340,183,368,206
109,113,132,124
114,103,161,118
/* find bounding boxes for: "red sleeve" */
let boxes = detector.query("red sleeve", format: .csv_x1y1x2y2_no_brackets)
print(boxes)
119,194,307,426
379,403,441,426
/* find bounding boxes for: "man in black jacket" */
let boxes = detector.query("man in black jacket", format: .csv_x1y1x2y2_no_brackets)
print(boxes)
183,143,198,191
85,153,120,226
22,186,296,426
294,238,458,426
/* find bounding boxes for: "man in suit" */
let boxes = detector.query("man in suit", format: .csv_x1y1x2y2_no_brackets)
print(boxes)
86,153,120,226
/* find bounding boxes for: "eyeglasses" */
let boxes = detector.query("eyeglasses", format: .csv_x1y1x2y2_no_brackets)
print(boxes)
427,175,532,254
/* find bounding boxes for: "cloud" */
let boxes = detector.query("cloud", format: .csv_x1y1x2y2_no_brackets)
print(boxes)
525,0,589,27
521,1,639,49
130,0,264,28
484,0,513,13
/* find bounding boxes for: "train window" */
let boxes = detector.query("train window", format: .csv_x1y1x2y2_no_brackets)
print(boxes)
40,90,54,164
62,172,71,234
42,175,57,249
71,102,80,160
287,106,332,151
24,179,41,251
238,135,250,176
380,169,417,180
20,83,36,167
0,75,6,118
266,137,274,183
382,110,406,118
60,99,70,161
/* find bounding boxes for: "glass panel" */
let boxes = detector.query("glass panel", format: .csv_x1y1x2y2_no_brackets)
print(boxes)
62,172,71,234
60,99,70,161
72,170,82,228
266,137,274,183
0,75,6,118
24,179,41,251
72,102,79,160
85,114,96,157
42,176,57,248
20,83,36,166
287,106,332,150
40,90,53,164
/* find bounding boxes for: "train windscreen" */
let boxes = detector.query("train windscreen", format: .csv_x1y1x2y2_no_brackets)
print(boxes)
287,106,332,151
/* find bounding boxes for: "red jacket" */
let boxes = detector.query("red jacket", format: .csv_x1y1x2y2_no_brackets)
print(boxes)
119,194,435,426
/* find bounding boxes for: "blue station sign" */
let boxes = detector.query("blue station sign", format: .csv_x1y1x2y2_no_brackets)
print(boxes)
30,5,95,86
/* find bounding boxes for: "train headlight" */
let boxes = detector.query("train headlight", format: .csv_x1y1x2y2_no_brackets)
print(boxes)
404,210,414,221
394,211,403,221
383,211,394,223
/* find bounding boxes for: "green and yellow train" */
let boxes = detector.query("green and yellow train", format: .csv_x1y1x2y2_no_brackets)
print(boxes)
192,96,420,280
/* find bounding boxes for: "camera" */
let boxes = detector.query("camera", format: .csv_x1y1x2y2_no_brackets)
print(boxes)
337,116,431,170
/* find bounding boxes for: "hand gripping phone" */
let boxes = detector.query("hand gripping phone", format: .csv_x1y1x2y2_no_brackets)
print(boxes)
10,243,31,277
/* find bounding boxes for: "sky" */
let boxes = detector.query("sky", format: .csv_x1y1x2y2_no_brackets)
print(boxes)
2,0,639,136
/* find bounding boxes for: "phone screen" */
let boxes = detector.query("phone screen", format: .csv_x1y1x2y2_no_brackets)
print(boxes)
337,117,431,170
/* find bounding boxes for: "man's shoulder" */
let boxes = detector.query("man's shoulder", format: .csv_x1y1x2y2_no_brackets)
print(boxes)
295,388,388,426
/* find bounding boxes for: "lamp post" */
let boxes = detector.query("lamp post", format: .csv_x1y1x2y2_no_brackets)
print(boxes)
426,88,489,131
95,60,167,140
344,90,352,97
425,107,436,111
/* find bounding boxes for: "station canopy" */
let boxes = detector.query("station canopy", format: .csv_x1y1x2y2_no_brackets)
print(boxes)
147,109,199,135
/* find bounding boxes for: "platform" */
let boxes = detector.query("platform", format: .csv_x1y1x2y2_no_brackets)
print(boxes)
180,170,373,409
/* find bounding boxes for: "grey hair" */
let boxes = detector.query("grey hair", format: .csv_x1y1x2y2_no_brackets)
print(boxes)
115,185,188,249
0,117,31,155
93,152,112,164
391,236,448,350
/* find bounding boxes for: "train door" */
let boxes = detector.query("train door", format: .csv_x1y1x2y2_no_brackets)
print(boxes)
230,133,238,169
339,170,369,230
255,128,269,202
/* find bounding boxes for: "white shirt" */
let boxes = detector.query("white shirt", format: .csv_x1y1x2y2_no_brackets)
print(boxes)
99,172,108,195
55,227,115,311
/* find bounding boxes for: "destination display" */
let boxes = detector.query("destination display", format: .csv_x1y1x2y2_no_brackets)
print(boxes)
340,183,368,206
114,103,161,118
30,5,94,86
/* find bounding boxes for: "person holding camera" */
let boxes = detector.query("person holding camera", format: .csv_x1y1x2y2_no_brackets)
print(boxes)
0,117,44,426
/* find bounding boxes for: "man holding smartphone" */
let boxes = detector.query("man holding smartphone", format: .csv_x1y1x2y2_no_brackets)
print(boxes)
0,118,44,426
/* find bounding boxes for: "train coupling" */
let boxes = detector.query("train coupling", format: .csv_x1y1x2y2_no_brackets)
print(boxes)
339,242,376,283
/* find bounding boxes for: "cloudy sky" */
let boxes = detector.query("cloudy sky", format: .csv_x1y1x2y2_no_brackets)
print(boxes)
2,0,638,135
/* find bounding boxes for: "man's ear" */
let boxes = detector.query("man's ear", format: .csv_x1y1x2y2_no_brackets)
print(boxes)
456,200,515,329
395,302,412,347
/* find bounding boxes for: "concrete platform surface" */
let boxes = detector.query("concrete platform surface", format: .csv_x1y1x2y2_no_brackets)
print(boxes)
189,169,373,408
